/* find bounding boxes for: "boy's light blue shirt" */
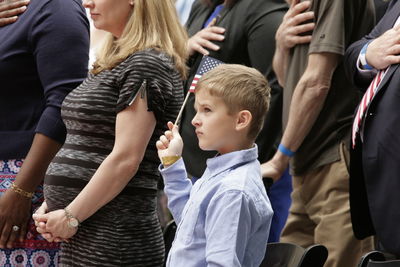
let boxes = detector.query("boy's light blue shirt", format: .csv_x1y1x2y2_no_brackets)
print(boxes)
160,145,273,267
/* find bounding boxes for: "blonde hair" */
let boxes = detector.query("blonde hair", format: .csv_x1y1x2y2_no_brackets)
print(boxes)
92,0,188,77
197,64,271,140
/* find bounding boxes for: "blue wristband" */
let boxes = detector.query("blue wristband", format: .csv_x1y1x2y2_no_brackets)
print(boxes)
278,144,295,157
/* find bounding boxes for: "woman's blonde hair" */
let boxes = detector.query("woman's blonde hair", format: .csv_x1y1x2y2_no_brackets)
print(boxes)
92,0,188,77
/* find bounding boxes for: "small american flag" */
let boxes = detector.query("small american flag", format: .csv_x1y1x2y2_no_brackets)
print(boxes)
189,56,224,92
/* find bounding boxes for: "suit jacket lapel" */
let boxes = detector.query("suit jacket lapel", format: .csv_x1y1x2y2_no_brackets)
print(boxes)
188,10,210,36
214,5,230,25
188,1,228,35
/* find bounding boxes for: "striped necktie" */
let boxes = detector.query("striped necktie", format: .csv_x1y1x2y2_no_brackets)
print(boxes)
351,68,388,147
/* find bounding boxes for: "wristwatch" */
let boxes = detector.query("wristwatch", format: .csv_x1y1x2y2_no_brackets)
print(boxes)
64,208,80,228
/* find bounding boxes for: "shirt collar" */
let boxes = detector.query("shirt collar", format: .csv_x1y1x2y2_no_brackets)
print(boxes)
205,144,258,178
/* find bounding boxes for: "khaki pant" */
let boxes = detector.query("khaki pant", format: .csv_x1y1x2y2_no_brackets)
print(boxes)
281,143,373,267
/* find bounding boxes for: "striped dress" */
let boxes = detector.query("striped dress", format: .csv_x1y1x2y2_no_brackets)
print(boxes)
44,49,184,266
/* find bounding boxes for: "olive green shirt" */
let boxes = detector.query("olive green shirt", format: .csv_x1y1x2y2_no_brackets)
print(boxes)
284,0,375,175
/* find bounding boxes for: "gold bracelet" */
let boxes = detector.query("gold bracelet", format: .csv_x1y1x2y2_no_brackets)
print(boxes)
11,183,34,198
162,155,181,167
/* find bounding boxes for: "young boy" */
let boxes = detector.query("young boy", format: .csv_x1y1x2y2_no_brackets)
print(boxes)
157,64,273,267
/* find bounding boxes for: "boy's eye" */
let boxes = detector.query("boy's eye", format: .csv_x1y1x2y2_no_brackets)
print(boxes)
203,107,211,113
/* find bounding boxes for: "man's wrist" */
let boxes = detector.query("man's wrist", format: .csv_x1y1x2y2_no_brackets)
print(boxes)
278,143,295,157
275,44,290,55
359,41,373,70
272,148,291,172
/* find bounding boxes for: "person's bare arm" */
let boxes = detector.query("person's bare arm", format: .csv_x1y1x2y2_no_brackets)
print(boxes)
33,94,157,240
262,52,340,180
0,134,61,248
0,0,29,26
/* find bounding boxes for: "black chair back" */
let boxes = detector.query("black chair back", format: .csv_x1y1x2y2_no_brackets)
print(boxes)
358,250,400,267
298,244,328,267
260,242,328,267
359,251,386,267
368,261,400,267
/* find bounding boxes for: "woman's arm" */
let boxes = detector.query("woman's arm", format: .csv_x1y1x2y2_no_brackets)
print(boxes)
34,92,156,239
67,94,156,222
0,134,61,248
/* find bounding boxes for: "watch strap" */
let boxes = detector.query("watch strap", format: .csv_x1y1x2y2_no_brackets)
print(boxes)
64,208,80,228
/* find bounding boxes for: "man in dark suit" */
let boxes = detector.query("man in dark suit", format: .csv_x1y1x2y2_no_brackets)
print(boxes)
345,0,400,257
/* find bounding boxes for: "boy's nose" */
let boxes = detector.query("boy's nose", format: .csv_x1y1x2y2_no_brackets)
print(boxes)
191,113,201,127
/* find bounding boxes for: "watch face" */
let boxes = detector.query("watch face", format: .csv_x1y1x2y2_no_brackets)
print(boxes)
68,218,79,228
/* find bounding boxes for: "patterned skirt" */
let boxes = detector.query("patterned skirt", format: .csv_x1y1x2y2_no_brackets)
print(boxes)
0,159,59,267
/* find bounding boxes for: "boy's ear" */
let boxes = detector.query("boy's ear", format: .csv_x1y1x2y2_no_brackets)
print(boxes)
236,110,252,131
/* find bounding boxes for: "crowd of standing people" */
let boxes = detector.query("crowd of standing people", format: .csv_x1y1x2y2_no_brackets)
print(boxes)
0,0,399,266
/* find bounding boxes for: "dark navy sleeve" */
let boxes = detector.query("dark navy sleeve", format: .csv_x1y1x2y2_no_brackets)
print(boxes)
31,0,90,144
